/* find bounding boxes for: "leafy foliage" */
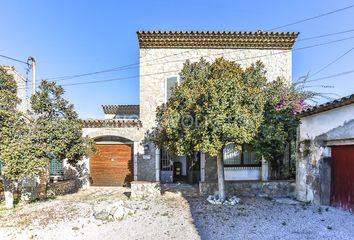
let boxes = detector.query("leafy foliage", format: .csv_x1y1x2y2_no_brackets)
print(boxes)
153,57,268,157
0,68,92,182
251,78,317,173
30,80,93,166
0,67,42,180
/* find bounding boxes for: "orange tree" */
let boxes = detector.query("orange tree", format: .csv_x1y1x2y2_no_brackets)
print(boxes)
152,58,268,200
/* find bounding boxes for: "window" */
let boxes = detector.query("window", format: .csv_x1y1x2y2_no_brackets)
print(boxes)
113,114,139,119
50,159,64,176
165,76,179,102
223,144,260,166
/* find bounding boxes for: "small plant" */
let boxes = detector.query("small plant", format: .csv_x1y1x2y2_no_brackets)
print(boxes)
300,139,312,158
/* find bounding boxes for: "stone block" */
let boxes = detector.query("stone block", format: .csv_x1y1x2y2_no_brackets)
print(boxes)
130,181,161,199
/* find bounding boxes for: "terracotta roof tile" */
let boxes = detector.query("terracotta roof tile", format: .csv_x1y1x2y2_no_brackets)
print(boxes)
137,31,299,49
102,105,140,115
299,94,354,117
81,119,142,128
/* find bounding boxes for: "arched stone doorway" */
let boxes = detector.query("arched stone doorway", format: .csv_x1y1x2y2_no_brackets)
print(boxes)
90,135,134,187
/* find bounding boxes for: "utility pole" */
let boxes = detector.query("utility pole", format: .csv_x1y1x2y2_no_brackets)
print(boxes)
27,56,36,95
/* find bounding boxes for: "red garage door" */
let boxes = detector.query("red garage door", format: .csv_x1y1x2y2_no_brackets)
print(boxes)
90,144,133,186
331,145,354,212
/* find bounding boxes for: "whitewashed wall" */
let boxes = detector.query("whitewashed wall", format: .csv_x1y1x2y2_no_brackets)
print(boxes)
299,104,354,141
297,104,354,203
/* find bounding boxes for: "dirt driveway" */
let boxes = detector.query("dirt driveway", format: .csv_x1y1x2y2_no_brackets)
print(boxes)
0,184,354,240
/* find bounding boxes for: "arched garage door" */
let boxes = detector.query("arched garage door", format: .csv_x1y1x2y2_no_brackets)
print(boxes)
331,145,354,212
90,137,133,186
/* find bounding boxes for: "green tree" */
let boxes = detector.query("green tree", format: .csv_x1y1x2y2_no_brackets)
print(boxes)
251,78,316,178
29,80,93,197
0,66,43,208
153,58,268,200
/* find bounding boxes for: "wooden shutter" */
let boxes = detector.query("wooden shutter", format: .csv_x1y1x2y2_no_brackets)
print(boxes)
166,76,178,101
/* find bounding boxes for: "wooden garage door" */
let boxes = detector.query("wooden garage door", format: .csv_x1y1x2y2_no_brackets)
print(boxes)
331,145,354,212
90,144,133,186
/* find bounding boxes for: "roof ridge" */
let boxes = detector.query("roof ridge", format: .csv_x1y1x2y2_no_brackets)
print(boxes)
299,94,354,117
137,31,299,49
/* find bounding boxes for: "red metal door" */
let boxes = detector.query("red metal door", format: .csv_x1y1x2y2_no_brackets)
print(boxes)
331,145,354,212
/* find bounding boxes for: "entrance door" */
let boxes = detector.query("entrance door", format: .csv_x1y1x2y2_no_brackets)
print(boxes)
90,144,133,186
331,145,354,212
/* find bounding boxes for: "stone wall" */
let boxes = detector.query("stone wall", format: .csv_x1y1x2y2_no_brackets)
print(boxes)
139,48,292,183
130,181,161,199
200,180,295,198
139,48,292,133
48,179,78,196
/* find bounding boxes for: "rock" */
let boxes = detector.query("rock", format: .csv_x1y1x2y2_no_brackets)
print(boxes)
113,204,135,220
93,210,110,220
131,181,161,199
207,195,241,206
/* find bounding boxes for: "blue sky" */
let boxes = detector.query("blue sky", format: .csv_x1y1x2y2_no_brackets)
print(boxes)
1,0,354,118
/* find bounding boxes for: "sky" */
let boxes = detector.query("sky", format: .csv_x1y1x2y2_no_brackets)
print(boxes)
1,0,354,118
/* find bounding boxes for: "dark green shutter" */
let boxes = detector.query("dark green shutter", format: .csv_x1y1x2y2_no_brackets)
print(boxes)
50,159,64,176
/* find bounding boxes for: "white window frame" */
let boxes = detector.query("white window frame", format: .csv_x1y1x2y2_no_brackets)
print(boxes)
164,75,181,103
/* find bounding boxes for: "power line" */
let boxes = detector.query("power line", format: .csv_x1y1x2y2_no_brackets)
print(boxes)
306,69,354,83
297,29,354,42
38,34,354,85
0,54,29,65
267,5,354,31
42,29,354,82
44,50,192,81
309,47,354,78
60,69,354,88
18,36,354,91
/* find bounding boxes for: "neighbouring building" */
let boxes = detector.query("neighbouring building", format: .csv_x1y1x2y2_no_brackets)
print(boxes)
0,66,29,174
296,94,354,212
79,30,299,195
2,65,29,113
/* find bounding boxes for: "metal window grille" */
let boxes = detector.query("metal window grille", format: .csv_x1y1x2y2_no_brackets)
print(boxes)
50,159,64,176
223,144,259,166
223,144,241,165
160,149,173,171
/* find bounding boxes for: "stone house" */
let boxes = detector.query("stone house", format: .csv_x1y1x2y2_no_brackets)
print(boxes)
78,30,299,196
296,94,354,212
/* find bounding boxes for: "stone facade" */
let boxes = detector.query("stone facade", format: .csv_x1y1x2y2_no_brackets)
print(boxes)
139,48,293,182
297,101,354,204
130,181,161,199
200,180,295,198
80,31,296,185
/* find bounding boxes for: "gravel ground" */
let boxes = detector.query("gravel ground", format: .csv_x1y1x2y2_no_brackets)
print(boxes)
0,184,353,240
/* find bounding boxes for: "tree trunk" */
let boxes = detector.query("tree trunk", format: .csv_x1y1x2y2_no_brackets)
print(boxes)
38,167,49,199
3,176,14,209
216,150,226,201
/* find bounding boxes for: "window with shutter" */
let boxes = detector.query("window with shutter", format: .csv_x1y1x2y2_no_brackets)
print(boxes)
50,159,64,176
165,76,179,102
223,144,260,166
